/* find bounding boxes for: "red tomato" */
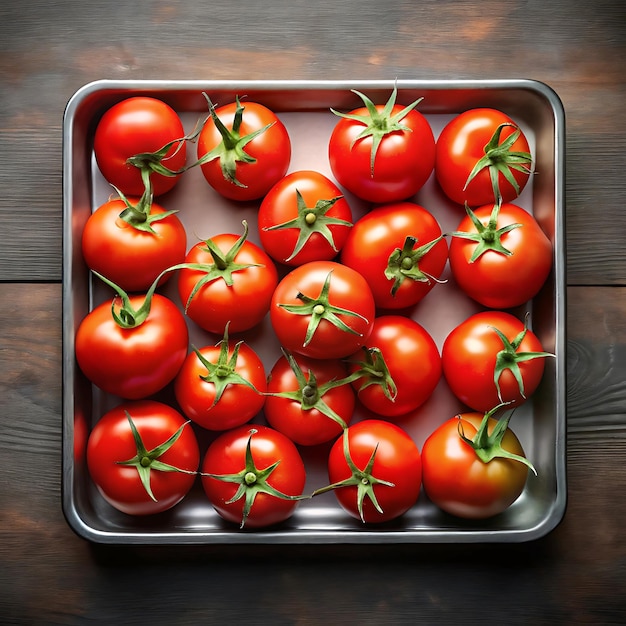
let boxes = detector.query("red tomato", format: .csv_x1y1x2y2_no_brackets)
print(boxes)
270,261,375,359
201,425,307,528
340,202,448,310
442,311,553,412
349,315,441,417
421,411,533,519
87,400,200,515
174,330,267,431
177,222,278,334
81,197,187,293
93,97,187,196
258,170,353,266
329,87,435,203
448,202,552,309
197,96,291,201
264,352,356,446
75,292,188,399
435,108,532,206
319,420,422,523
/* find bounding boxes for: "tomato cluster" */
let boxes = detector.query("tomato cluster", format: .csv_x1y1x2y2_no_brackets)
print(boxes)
78,89,554,528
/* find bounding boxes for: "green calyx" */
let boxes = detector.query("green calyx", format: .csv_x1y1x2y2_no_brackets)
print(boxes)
457,405,536,474
347,346,398,403
331,85,423,175
312,428,395,522
385,235,446,296
267,350,362,429
193,324,262,408
263,190,352,262
491,316,555,403
277,270,370,347
116,411,195,502
463,122,533,201
449,200,522,262
201,428,308,528
195,93,274,188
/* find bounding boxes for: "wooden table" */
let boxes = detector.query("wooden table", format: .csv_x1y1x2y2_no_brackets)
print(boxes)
1,1,624,623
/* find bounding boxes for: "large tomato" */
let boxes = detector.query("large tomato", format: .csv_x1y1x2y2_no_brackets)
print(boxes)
264,351,356,446
177,222,278,334
258,170,353,266
435,108,532,206
340,202,448,310
317,420,422,523
93,96,187,196
329,87,435,203
81,196,187,293
201,425,307,528
421,410,534,519
448,202,552,309
441,311,553,412
348,315,441,417
270,261,375,359
174,328,267,431
196,95,291,201
87,400,200,516
75,291,188,399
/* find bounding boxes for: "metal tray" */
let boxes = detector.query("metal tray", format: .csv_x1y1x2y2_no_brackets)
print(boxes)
62,79,566,544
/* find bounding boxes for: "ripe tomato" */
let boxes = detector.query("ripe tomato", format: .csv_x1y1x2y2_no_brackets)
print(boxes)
81,196,187,293
87,400,200,516
75,291,188,399
442,311,553,412
196,95,291,201
340,202,448,310
448,202,552,309
201,425,307,528
328,87,435,203
349,315,441,417
264,351,356,446
177,222,278,334
435,108,532,206
258,170,353,266
270,260,375,359
317,420,422,523
93,97,187,196
421,410,534,519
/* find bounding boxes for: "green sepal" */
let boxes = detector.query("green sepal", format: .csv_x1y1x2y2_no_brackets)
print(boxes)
200,428,309,528
346,346,397,402
263,190,352,262
312,428,395,522
116,411,196,502
331,85,424,175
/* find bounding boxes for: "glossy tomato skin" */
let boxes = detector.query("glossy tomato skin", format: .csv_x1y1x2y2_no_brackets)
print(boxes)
75,293,188,399
197,101,291,201
201,424,306,528
94,97,186,196
87,400,200,516
449,203,552,309
327,420,422,523
442,311,547,412
329,105,435,203
258,170,353,266
178,233,278,334
264,354,355,446
174,342,267,431
421,413,528,519
270,261,375,359
349,315,441,417
435,108,531,206
81,198,187,293
341,202,448,309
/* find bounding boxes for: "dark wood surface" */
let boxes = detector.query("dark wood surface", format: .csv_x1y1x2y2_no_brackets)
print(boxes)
1,1,625,623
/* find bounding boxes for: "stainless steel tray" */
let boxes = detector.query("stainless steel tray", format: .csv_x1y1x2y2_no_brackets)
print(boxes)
62,79,566,544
